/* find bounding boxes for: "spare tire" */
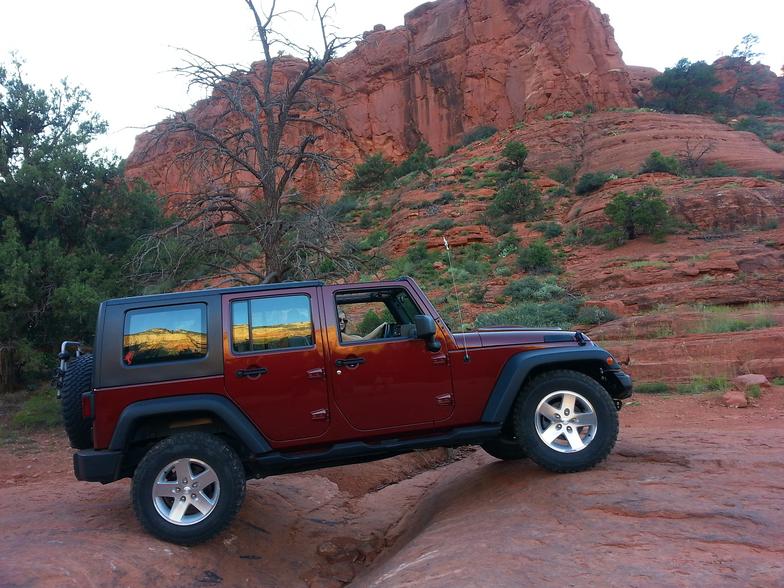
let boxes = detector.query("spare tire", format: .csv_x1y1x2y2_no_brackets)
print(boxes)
60,353,94,449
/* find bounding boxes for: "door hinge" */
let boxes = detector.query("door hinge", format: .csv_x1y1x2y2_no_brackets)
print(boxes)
435,393,453,406
311,408,329,421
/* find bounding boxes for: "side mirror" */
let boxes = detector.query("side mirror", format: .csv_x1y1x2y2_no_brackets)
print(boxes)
414,315,442,352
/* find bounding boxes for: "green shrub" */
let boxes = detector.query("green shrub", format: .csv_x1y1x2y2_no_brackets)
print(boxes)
693,315,777,334
346,153,394,192
517,239,557,273
474,300,580,330
484,181,543,233
359,212,373,228
640,151,681,175
504,276,567,302
459,126,498,147
329,194,359,220
702,161,738,177
771,377,784,386
12,390,62,428
575,306,618,325
501,141,528,170
752,100,774,116
649,58,721,114
358,229,388,251
747,384,762,399
635,382,671,395
734,117,772,139
604,186,672,242
532,221,563,239
392,142,437,179
462,166,475,177
548,165,577,186
467,284,487,303
676,376,729,395
429,218,456,232
575,171,613,195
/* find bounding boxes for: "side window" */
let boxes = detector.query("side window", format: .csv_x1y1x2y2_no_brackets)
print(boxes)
336,288,422,344
123,304,207,366
231,295,313,353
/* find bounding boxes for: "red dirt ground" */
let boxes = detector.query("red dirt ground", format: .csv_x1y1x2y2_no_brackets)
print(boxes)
1,390,783,587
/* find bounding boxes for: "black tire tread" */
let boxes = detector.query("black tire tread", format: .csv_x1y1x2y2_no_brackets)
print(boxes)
60,354,94,449
513,369,618,473
131,432,246,545
481,438,527,461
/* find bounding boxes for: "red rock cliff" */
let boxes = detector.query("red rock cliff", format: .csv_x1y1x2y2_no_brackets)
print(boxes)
126,0,634,196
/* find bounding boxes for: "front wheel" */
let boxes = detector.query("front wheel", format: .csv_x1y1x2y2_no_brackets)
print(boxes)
513,370,618,473
131,432,246,545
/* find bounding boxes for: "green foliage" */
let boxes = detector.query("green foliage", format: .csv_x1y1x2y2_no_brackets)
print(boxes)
649,58,721,114
328,194,359,220
12,389,61,428
575,171,613,195
0,61,166,386
575,306,617,325
501,141,528,170
345,153,394,192
752,100,774,116
517,239,557,273
640,151,681,175
532,221,563,239
462,166,475,177
346,143,437,193
733,117,772,139
428,218,456,233
676,376,729,395
634,382,671,395
484,181,543,234
702,161,738,177
692,315,777,334
504,276,567,302
474,300,580,330
358,229,388,251
604,186,672,242
458,126,497,147
548,165,577,186
772,377,784,386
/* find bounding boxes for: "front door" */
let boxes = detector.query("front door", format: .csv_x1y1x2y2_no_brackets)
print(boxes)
223,288,329,442
327,285,453,432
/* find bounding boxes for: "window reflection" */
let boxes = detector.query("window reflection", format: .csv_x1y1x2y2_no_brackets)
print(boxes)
231,295,313,353
123,304,207,366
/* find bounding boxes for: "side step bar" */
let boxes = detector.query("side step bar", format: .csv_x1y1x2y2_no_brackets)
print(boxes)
250,424,501,476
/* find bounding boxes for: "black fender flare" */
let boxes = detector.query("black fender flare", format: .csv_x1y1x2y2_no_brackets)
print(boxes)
109,394,271,454
481,347,618,424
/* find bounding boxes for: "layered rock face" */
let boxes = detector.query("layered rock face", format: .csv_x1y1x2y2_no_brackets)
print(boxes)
126,0,634,196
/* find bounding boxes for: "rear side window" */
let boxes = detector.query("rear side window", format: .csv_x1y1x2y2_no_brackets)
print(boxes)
231,295,313,353
123,304,207,366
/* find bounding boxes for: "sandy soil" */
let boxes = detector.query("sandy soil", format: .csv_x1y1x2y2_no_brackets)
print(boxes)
1,390,783,587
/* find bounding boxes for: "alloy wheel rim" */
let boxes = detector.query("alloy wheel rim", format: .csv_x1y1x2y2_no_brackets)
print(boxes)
152,458,220,526
534,390,598,453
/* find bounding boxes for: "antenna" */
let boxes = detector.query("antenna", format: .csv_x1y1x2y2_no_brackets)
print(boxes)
443,237,470,362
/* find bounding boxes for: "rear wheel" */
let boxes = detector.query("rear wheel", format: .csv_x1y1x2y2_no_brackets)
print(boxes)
132,432,246,545
59,354,94,449
513,370,618,473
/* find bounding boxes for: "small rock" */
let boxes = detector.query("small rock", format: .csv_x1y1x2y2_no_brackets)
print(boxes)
733,374,770,390
722,390,748,408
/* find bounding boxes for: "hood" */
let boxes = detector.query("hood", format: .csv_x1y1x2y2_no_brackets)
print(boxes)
454,327,588,349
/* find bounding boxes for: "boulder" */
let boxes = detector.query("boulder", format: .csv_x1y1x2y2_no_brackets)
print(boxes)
733,374,771,390
722,389,749,408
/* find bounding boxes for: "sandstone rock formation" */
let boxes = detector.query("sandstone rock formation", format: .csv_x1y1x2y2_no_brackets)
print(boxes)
126,0,635,198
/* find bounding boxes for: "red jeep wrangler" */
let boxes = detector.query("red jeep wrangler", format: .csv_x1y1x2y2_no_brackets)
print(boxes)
57,277,631,544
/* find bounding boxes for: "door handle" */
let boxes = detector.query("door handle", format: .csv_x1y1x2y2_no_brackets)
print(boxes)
335,357,365,368
236,367,268,378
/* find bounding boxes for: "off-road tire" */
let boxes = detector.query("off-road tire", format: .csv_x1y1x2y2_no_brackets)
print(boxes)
513,370,618,473
481,437,527,461
132,432,246,545
59,353,94,449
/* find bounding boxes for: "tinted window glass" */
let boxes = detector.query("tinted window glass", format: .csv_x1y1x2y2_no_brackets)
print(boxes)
123,304,207,366
231,295,313,353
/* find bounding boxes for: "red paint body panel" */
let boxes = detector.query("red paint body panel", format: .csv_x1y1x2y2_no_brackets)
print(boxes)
92,375,227,449
89,278,590,453
221,287,331,443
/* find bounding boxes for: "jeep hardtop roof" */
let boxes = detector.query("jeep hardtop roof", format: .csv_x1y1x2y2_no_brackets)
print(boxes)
101,277,419,307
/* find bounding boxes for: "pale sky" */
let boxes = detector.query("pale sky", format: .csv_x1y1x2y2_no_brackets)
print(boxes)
2,1,781,158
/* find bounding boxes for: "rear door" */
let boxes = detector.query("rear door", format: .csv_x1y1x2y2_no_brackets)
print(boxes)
222,287,330,442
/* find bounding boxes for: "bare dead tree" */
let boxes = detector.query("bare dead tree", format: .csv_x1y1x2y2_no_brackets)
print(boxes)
678,137,717,176
133,0,359,286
